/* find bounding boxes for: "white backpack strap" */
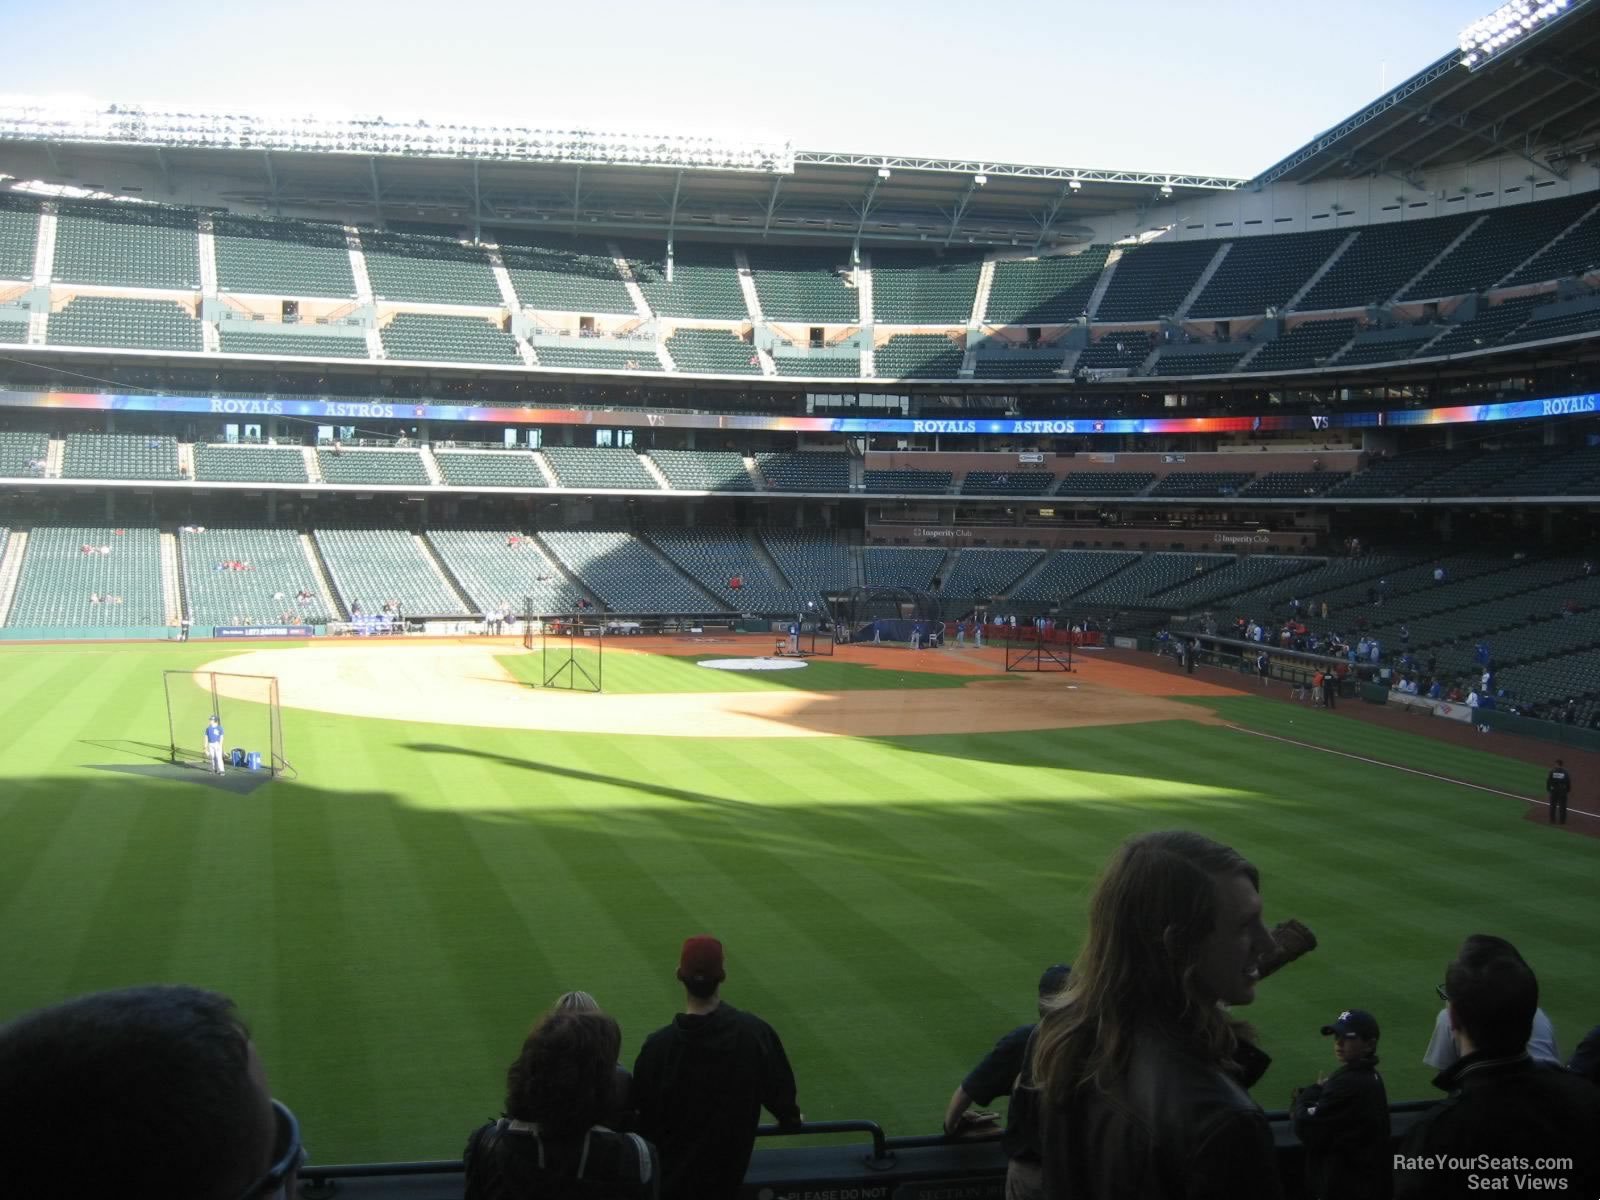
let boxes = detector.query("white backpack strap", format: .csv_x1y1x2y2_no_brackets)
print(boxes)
625,1132,653,1183
576,1128,592,1179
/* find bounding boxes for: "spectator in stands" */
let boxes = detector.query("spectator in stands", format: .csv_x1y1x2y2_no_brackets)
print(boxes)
632,936,801,1200
1434,566,1446,584
1027,831,1284,1199
945,969,1073,1143
1570,1025,1600,1085
1290,1008,1391,1200
464,1008,658,1200
0,984,301,1200
1398,936,1599,1198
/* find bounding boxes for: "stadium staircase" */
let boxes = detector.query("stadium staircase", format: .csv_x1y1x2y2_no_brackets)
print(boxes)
346,229,375,304
610,245,656,319
526,532,606,611
1391,215,1486,302
856,257,874,325
414,533,476,612
0,531,28,624
1492,197,1600,288
1283,231,1359,311
1084,247,1122,318
995,550,1069,602
300,533,347,620
177,443,196,478
747,532,797,591
419,447,443,486
31,207,56,287
628,533,728,609
27,307,48,346
45,438,63,478
970,257,997,325
847,544,865,588
159,531,183,624
529,451,559,487
1174,243,1232,319
655,341,677,372
301,446,323,483
733,249,765,322
1136,343,1163,376
638,454,672,490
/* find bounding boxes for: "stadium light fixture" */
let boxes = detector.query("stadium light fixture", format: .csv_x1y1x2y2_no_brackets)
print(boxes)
0,98,795,174
1459,0,1569,68
1068,179,1082,190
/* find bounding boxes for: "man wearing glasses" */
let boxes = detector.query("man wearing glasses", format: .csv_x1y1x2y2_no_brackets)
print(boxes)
0,984,303,1199
1397,936,1600,1199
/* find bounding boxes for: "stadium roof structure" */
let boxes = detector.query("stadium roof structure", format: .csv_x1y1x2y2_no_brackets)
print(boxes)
0,101,1244,250
1254,0,1600,187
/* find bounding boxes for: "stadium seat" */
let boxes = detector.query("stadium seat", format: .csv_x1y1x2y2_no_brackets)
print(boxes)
984,248,1109,324
6,526,165,627
869,250,984,324
212,216,357,297
52,202,200,289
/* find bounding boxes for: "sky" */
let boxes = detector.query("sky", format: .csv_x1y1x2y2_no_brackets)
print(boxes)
1,0,1501,179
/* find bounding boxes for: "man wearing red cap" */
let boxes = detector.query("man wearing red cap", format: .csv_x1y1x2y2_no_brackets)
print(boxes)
632,935,802,1200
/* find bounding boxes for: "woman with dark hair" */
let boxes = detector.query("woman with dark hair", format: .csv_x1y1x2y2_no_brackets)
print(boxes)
1027,830,1282,1199
465,1010,658,1199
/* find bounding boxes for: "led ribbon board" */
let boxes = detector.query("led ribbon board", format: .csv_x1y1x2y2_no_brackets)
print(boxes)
0,388,1594,435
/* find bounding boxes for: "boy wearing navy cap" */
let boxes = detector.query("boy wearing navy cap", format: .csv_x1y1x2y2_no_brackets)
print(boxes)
1290,1009,1392,1199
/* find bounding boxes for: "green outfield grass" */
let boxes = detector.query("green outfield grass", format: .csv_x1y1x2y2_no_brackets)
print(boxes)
495,648,1002,693
0,641,1594,1166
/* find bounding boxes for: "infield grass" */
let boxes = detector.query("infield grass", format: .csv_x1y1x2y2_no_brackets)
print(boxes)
0,642,1594,1164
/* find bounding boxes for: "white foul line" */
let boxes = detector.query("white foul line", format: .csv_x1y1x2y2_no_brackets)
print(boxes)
1224,724,1599,821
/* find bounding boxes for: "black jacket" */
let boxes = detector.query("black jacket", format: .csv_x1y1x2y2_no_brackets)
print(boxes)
1037,1031,1283,1199
1395,1051,1600,1199
1290,1054,1392,1200
631,1002,800,1200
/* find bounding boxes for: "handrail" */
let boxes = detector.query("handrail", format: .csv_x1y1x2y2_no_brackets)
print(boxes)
755,1118,894,1170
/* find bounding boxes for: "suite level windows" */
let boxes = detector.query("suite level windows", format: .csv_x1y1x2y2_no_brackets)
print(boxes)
595,429,634,448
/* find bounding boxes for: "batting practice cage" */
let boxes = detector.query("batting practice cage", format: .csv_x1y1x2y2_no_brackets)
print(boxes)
163,670,290,777
836,586,943,645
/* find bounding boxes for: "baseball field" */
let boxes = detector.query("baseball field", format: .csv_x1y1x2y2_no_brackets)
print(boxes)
0,634,1594,1166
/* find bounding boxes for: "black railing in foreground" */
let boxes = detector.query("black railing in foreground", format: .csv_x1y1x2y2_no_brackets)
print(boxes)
291,1105,1444,1198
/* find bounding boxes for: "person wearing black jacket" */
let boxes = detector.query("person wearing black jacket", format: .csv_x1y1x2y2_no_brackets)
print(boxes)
632,936,802,1200
1290,1009,1392,1200
1545,760,1571,825
1396,935,1600,1199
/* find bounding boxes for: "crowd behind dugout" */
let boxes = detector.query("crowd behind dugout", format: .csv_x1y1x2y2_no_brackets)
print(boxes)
0,830,1596,1199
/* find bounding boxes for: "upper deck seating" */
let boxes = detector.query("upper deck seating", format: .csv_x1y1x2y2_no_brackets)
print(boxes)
1188,229,1346,319
1297,214,1476,309
985,247,1110,324
747,248,858,322
52,202,199,289
213,216,357,297
622,242,747,319
1094,240,1219,322
360,230,500,305
498,234,634,313
870,249,983,324
1402,194,1596,300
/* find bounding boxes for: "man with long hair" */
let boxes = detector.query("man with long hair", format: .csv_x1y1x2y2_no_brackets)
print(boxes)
1029,830,1283,1198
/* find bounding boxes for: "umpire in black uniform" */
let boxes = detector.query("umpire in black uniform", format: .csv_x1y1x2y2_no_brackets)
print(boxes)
1546,759,1571,825
1291,1008,1392,1200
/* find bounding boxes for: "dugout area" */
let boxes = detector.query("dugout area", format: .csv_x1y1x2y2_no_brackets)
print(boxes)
163,669,291,778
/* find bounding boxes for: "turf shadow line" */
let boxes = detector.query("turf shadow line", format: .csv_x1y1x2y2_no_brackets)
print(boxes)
401,743,748,810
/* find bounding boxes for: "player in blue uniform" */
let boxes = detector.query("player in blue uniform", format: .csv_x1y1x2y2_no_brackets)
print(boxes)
204,716,226,776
